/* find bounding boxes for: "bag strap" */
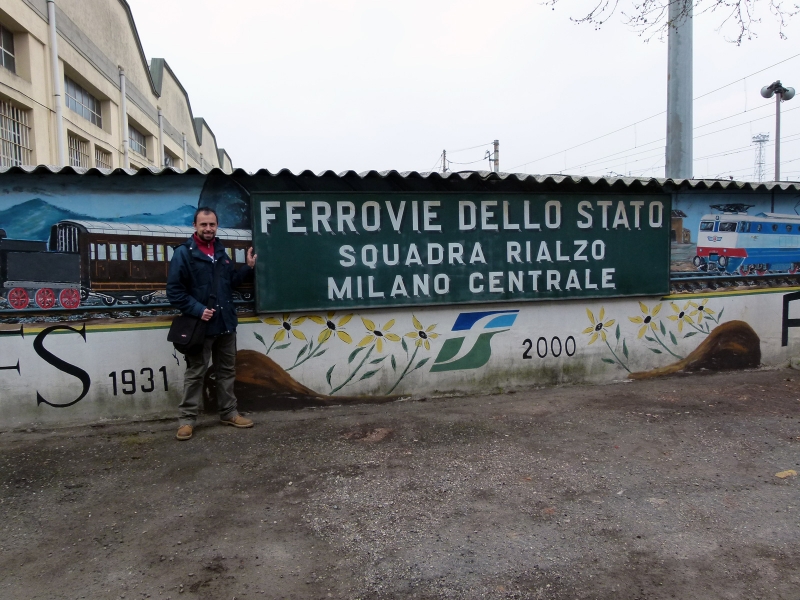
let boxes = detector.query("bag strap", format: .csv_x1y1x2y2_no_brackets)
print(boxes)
207,257,221,309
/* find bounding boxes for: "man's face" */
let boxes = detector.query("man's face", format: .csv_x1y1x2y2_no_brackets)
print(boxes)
194,211,218,242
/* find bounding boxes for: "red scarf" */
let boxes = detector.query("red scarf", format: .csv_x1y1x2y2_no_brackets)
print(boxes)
193,233,215,257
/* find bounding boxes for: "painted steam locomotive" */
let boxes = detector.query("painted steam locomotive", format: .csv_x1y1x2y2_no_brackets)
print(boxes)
1,220,253,310
693,207,800,274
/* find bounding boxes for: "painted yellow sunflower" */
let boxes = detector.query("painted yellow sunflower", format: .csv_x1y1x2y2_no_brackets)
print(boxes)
688,298,715,322
309,312,353,344
357,317,401,352
404,315,439,350
628,301,662,339
582,307,615,345
667,301,694,332
263,314,307,341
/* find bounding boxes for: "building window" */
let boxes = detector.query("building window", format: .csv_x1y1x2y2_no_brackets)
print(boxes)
95,146,112,169
0,25,14,73
164,153,173,168
65,76,102,128
129,125,146,156
0,99,31,166
68,133,90,168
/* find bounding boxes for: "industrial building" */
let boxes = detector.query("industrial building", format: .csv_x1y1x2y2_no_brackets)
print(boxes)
0,0,231,171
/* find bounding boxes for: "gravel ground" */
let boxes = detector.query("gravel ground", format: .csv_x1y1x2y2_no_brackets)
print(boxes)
1,368,799,600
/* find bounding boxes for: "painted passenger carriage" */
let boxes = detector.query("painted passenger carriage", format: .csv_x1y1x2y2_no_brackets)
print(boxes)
694,208,800,274
1,221,253,310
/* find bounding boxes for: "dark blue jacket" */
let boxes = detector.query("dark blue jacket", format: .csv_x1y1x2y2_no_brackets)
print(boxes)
166,237,252,336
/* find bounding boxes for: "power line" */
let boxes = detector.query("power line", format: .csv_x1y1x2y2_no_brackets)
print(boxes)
508,52,800,172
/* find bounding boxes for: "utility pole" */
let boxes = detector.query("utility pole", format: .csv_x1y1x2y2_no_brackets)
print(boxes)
752,133,769,182
442,149,447,174
493,140,499,173
665,0,693,179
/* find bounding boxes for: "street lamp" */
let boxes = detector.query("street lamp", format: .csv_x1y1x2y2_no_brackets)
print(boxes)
761,80,795,181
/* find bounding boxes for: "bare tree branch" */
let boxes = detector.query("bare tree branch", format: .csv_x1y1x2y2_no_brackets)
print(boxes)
544,0,799,44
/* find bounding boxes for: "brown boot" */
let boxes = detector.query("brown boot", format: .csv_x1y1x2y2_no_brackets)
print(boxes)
220,415,253,428
176,425,193,440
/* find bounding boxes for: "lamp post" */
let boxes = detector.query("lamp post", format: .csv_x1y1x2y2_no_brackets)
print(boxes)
761,81,795,181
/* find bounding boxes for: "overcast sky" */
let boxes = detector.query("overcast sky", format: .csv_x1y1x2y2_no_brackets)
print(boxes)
127,0,799,181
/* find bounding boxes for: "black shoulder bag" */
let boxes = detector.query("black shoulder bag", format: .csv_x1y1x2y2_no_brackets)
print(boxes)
168,257,220,355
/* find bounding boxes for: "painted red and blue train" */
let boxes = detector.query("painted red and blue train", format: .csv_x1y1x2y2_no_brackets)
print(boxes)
693,205,800,274
1,220,253,310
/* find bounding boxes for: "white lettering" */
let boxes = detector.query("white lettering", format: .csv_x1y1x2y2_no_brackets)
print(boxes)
602,268,616,289
577,201,593,229
459,201,477,231
597,201,612,229
368,276,384,298
312,201,333,233
503,201,520,230
260,201,280,234
508,271,523,292
489,272,503,293
339,245,356,267
528,270,542,291
328,277,352,300
428,243,444,265
286,201,306,233
469,272,484,293
386,201,406,232
413,274,430,296
390,275,409,297
362,244,378,269
630,200,644,229
524,200,541,230
481,201,498,231
585,269,598,289
383,244,399,265
556,241,570,261
423,201,441,231
546,270,561,290
536,241,552,263
612,201,630,229
362,201,381,232
573,240,588,261
565,270,581,290
649,201,664,228
337,201,357,233
545,200,561,229
591,240,605,260
434,274,450,294
405,244,423,266
469,242,486,264
448,243,464,265
507,241,522,263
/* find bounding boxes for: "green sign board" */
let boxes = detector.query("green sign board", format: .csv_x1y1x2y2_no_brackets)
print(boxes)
251,192,670,313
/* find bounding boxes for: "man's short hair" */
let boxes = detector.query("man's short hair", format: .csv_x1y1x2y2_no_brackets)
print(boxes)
194,207,218,224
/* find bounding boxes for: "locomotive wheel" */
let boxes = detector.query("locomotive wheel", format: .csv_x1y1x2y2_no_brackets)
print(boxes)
59,288,81,309
138,293,153,305
101,296,117,306
80,288,89,301
739,265,752,276
7,287,29,309
789,264,800,275
35,288,56,309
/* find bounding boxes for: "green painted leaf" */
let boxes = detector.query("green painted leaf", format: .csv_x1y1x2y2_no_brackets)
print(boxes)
275,343,291,350
669,331,678,345
296,344,309,360
326,364,335,387
601,358,616,364
391,354,397,371
359,369,380,381
615,324,620,340
659,321,666,335
649,348,662,354
369,356,387,364
254,332,266,346
413,357,431,371
684,331,697,338
316,348,327,357
717,308,724,321
644,335,655,343
401,337,408,353
622,339,629,359
348,346,365,364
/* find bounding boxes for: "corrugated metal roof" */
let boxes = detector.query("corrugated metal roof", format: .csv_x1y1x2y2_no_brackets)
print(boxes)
59,220,252,240
1,165,799,193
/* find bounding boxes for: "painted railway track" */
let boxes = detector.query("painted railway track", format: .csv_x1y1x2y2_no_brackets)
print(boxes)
669,271,800,293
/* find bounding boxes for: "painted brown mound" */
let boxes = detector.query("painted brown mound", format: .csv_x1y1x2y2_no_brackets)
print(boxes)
235,350,320,395
628,320,761,380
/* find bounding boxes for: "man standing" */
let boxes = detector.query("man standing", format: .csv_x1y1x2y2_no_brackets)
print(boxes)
167,207,257,441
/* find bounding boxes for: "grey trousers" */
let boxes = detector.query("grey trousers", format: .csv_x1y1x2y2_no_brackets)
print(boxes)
178,332,239,426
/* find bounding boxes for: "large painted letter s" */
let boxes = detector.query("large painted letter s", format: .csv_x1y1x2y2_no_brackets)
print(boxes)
33,324,91,408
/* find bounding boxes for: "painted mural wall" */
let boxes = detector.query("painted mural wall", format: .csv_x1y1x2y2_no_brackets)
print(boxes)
0,170,799,429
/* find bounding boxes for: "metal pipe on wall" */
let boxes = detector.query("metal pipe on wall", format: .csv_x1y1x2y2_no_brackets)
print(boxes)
157,108,164,168
45,0,65,166
119,67,129,168
182,133,187,170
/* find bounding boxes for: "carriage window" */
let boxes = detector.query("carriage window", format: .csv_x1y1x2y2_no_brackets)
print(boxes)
146,244,155,261
699,221,714,231
131,244,143,261
90,243,96,260
97,244,107,260
167,246,175,261
109,244,118,260
120,243,128,261
737,222,750,233
718,222,736,232
772,224,779,232
787,225,793,232
225,248,233,259
235,248,246,263
156,245,165,261
757,224,763,232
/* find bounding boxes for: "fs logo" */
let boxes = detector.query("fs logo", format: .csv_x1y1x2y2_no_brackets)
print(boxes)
707,235,723,242
430,310,519,372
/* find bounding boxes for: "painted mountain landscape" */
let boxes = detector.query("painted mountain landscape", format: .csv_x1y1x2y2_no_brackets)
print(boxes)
0,199,197,241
